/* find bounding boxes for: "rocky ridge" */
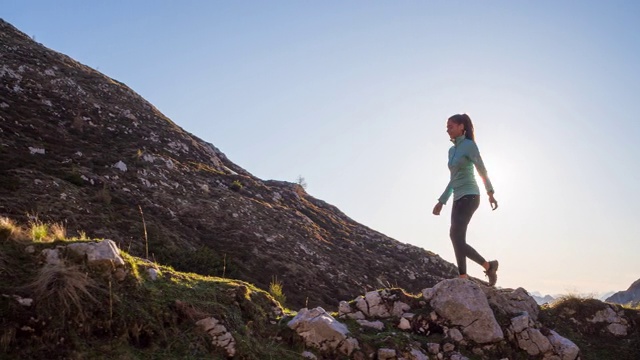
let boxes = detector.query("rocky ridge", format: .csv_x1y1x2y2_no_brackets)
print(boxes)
0,18,457,310
606,278,640,308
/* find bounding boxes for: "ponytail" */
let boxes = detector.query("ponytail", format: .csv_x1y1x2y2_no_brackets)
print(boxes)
448,113,475,141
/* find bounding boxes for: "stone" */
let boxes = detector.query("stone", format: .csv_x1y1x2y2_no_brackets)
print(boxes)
408,348,429,360
516,328,552,356
427,342,440,354
429,279,504,343
448,328,464,342
450,353,469,360
347,311,366,320
338,301,352,316
392,301,411,317
357,320,384,331
41,248,62,265
114,267,127,281
288,307,358,356
195,317,237,357
510,313,530,333
422,287,435,301
66,240,125,268
355,291,391,318
547,330,579,360
147,268,159,280
25,245,35,254
378,348,396,360
398,317,411,330
301,351,317,359
483,287,540,321
443,342,455,352
607,323,628,336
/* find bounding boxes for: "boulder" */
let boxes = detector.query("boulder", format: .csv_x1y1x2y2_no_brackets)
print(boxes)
66,240,125,268
547,330,580,360
482,286,540,320
428,279,504,344
195,317,237,357
288,307,359,356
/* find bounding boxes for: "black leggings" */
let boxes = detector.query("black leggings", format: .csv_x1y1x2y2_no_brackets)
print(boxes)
450,194,486,275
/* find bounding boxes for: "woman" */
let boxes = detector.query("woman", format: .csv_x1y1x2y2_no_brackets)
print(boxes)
432,114,500,286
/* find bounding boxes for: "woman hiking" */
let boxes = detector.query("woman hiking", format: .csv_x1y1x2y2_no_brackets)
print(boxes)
432,113,500,286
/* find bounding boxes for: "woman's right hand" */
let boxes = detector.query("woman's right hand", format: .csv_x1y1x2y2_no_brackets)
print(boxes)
432,202,443,216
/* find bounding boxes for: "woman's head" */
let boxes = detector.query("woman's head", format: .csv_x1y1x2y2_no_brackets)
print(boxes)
446,113,475,141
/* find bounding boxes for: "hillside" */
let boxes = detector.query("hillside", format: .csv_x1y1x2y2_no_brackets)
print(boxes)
0,18,457,311
1,227,639,360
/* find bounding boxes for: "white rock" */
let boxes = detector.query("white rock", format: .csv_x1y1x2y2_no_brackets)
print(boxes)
408,348,429,360
25,245,35,254
398,317,411,330
427,342,440,354
547,330,580,360
28,147,45,155
516,328,552,356
288,307,358,356
338,301,352,316
147,268,159,281
355,290,390,318
429,279,504,344
422,287,435,301
510,313,530,333
66,239,125,267
113,160,127,172
41,248,62,265
607,323,628,336
346,311,366,320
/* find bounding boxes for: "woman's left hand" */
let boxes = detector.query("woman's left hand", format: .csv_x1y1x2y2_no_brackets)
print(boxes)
488,193,498,211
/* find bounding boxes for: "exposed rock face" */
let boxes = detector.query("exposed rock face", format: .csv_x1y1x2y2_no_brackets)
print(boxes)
607,278,640,307
0,18,458,310
330,280,582,360
196,317,237,357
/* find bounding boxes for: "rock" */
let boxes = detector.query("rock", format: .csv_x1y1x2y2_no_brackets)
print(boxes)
41,248,62,265
448,328,464,342
25,245,35,254
429,279,504,343
66,240,125,268
301,351,317,359
587,306,628,336
288,307,358,356
607,323,628,336
357,320,384,331
355,291,391,318
443,342,455,352
196,317,237,357
338,301,352,316
422,287,435,301
147,268,159,280
450,353,469,360
483,287,540,321
392,301,411,317
547,330,579,360
427,342,440,354
378,348,396,360
510,313,531,333
515,328,552,356
114,267,127,281
408,348,429,360
398,317,411,330
347,311,366,320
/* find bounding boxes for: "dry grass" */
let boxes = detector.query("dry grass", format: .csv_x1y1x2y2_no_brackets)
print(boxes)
29,219,49,242
0,217,28,242
50,222,67,241
29,263,100,321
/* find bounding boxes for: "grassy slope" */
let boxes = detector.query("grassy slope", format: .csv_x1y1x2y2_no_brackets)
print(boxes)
0,230,304,359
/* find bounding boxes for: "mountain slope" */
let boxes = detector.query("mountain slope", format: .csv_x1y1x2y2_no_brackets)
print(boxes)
607,278,640,307
0,18,457,310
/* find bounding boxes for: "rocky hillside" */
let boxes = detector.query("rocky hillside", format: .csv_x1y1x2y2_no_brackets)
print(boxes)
607,279,640,307
0,18,459,311
1,231,639,360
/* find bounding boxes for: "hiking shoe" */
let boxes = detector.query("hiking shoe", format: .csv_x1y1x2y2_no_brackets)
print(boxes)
484,260,499,286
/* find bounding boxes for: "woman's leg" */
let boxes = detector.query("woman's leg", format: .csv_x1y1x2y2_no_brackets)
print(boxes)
450,195,485,275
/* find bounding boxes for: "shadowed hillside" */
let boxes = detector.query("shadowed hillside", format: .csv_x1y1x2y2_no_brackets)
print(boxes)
0,18,457,311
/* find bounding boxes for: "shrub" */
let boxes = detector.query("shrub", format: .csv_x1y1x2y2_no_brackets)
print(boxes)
230,180,242,192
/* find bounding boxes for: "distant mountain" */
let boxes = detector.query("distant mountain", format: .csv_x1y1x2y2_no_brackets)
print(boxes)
531,293,556,305
606,278,640,307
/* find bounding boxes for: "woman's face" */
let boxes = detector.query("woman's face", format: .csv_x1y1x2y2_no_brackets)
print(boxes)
446,119,465,139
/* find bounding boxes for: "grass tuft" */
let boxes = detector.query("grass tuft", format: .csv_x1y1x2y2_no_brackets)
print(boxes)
269,276,286,306
0,217,27,242
29,219,49,242
29,263,100,321
50,222,67,241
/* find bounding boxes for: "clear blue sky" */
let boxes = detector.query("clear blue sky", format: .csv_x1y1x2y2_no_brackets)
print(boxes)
4,1,640,297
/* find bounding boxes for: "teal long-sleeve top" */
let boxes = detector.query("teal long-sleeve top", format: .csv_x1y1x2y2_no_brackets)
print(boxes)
438,135,494,205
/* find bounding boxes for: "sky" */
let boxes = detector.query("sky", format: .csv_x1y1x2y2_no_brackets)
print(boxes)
4,1,640,298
